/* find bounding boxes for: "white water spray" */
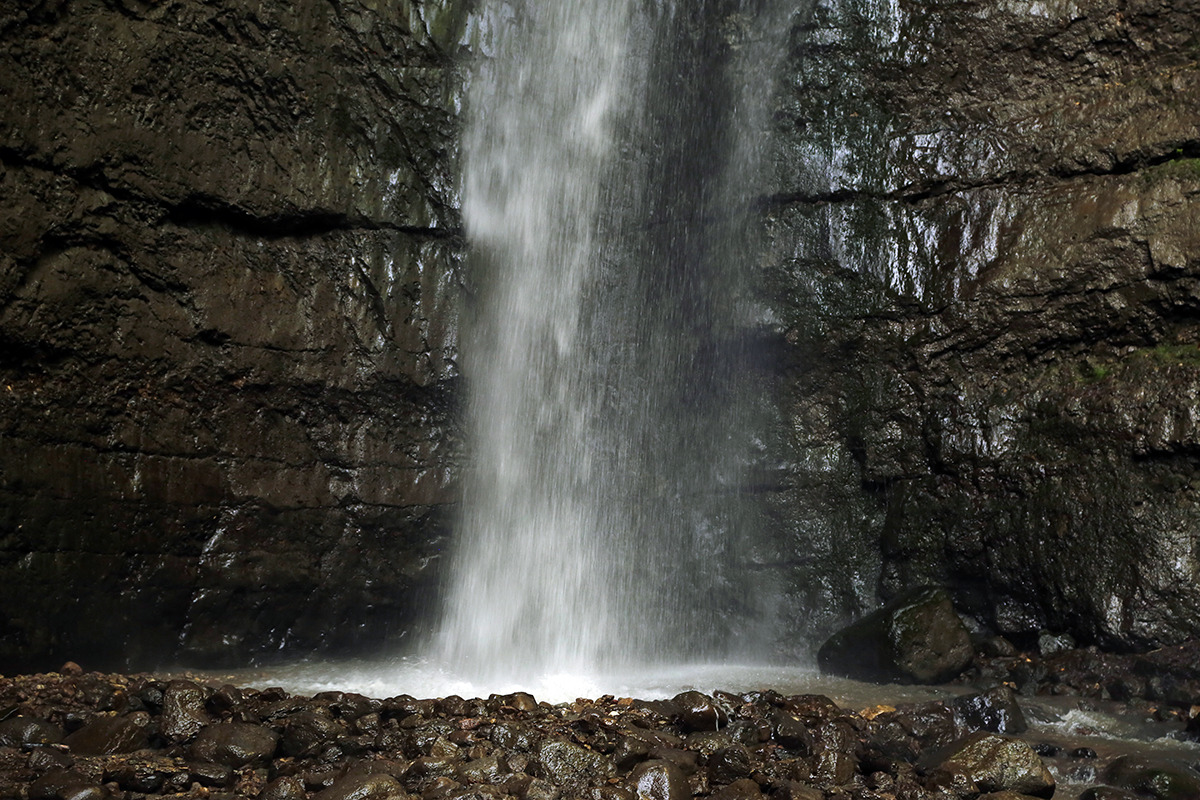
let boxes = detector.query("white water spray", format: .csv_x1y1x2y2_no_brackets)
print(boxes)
435,0,793,686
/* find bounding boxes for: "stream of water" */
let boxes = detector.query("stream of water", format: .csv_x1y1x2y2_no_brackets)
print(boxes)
430,0,792,684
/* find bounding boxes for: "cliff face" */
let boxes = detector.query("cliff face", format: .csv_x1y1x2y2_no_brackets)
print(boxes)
0,0,465,668
767,0,1200,650
2,0,1198,670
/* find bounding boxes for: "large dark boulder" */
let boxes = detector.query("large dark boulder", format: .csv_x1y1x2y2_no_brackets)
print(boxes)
926,733,1055,798
817,587,973,683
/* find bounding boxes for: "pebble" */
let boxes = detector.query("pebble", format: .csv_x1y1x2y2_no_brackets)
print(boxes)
0,666,1193,800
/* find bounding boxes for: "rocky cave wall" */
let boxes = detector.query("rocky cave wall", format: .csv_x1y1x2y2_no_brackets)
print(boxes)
0,0,466,670
2,0,1199,671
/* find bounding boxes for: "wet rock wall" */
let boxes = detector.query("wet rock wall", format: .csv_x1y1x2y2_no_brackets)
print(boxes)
765,0,1200,651
4,0,1200,670
0,0,466,669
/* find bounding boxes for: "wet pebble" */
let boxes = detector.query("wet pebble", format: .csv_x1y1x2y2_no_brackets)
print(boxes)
457,754,506,785
63,712,149,755
161,680,210,742
28,769,105,800
315,771,408,800
708,777,761,800
772,781,822,800
769,710,813,753
187,760,233,787
1079,788,1142,800
536,739,615,790
407,756,460,782
0,717,65,747
683,730,732,757
952,685,1028,735
626,759,688,800
188,722,279,767
27,748,74,772
708,744,753,784
262,776,308,800
282,711,348,757
672,692,724,732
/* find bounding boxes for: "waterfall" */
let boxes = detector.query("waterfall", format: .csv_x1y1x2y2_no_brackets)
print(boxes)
436,0,791,683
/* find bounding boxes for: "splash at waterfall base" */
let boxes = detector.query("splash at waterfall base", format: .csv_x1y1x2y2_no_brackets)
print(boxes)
1,636,1200,800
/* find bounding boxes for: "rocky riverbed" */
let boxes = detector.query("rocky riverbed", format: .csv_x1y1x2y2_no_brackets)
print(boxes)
2,643,1199,800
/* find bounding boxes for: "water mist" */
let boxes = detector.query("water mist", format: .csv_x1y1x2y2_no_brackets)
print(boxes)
435,0,792,686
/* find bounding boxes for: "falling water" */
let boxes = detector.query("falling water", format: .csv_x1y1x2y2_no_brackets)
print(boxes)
436,0,792,685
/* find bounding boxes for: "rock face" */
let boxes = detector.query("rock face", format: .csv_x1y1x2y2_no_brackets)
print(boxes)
3,0,1200,667
0,0,465,668
762,0,1200,651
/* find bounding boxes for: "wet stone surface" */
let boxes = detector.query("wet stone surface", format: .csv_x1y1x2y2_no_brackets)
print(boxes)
0,667,1198,800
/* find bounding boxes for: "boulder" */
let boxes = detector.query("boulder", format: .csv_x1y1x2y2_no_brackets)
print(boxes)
1104,755,1200,800
314,772,408,800
537,739,616,791
818,587,972,683
927,733,1054,798
28,770,105,800
0,717,64,747
188,722,279,767
160,680,209,742
63,712,149,755
626,759,689,800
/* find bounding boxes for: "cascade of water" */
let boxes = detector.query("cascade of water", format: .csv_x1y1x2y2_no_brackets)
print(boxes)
435,0,792,684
